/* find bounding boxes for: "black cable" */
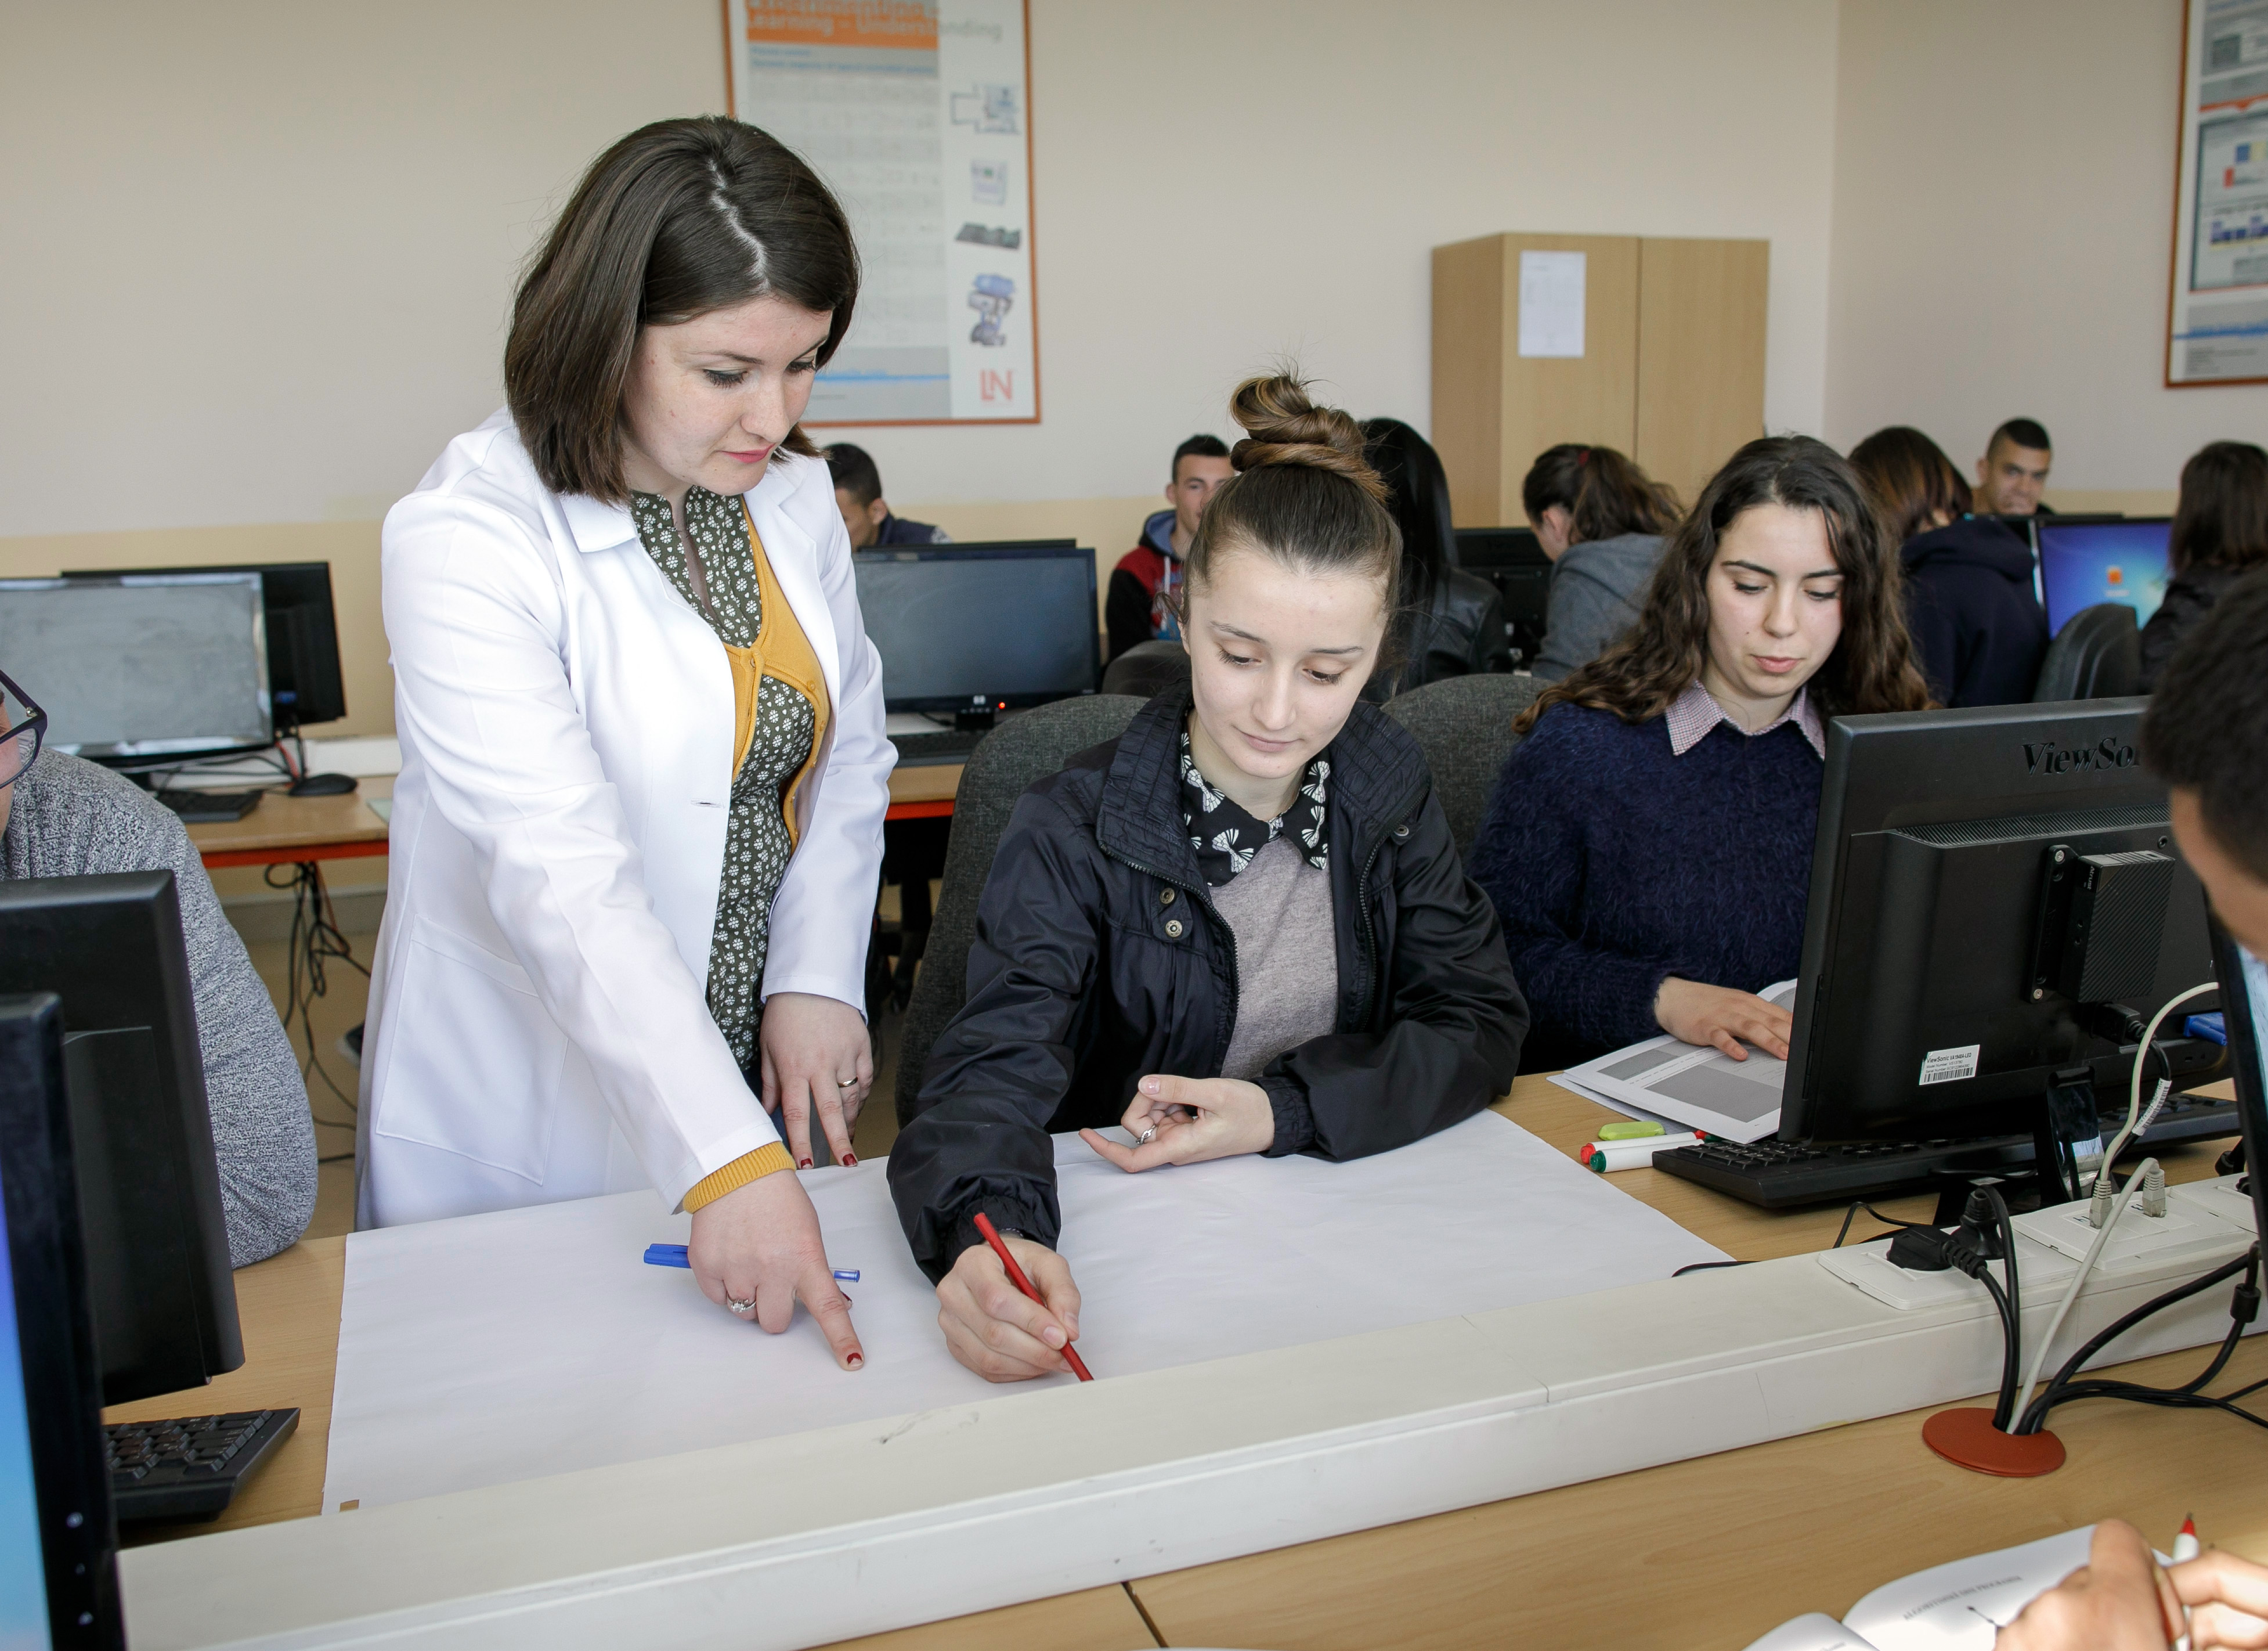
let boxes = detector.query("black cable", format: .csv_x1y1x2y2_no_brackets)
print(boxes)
1983,1186,2021,1431
263,859,370,1134
2016,1248,2260,1434
1832,1201,1933,1249
1673,1260,1754,1277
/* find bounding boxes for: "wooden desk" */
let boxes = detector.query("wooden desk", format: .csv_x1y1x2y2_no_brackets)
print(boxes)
887,760,962,821
120,1077,2255,1651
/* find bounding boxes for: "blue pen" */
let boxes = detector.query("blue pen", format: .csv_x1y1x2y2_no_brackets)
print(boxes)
642,1243,856,1282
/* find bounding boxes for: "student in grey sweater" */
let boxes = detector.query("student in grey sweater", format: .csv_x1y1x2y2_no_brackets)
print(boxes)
0,745,318,1266
1522,443,1682,681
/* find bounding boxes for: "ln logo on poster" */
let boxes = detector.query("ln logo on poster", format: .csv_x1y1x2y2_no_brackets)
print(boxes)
2169,0,2268,385
724,0,1041,424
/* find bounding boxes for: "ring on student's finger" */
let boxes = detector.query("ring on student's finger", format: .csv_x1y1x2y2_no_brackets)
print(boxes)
836,1077,858,1088
725,1295,756,1314
1137,1127,1157,1145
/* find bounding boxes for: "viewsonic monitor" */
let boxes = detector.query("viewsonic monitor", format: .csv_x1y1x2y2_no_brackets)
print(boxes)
854,542,1099,716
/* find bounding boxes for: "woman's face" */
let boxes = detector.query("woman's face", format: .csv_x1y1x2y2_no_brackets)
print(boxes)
619,293,832,500
1183,545,1387,800
1702,503,1846,706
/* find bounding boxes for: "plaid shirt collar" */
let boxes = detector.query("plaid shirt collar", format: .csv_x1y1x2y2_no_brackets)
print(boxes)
1663,678,1826,758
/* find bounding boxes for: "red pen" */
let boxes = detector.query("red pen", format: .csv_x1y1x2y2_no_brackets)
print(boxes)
973,1212,1095,1381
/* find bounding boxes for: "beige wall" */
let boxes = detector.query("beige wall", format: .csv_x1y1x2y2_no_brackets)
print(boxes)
1826,0,2268,496
0,1,1845,544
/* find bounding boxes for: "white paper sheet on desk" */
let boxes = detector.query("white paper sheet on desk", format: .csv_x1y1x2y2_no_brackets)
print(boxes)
323,1111,1727,1511
1562,980,1797,1142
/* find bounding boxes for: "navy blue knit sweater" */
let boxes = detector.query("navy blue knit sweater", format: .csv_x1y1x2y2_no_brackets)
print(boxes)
1467,702,1822,1070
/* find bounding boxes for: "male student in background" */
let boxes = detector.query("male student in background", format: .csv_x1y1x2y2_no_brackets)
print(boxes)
1974,417,2055,516
1106,433,1233,661
825,442,952,549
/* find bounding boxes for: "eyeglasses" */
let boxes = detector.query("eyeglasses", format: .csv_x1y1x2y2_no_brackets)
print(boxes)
0,668,46,794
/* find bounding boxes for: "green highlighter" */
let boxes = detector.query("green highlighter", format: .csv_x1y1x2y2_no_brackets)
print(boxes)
1595,1120,1666,1141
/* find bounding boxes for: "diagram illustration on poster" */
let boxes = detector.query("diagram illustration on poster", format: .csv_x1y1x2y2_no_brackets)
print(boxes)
2169,0,2268,385
724,0,1039,424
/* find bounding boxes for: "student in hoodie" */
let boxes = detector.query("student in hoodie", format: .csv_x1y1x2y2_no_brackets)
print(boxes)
1106,434,1234,661
2138,440,2268,690
1522,444,1683,681
1848,425,2045,707
889,374,1529,1382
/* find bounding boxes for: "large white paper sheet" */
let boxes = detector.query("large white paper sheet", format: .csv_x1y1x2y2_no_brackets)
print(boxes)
323,1112,1727,1511
1562,981,1798,1142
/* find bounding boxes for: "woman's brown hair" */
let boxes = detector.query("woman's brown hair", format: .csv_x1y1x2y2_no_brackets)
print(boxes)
1846,425,1972,544
504,117,859,503
1186,374,1400,593
1520,444,1681,543
2170,440,2268,574
1514,435,1931,736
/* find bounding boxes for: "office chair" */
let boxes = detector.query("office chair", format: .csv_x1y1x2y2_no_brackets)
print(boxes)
1099,639,1190,700
1381,674,1548,860
895,694,1147,1125
2032,603,2141,702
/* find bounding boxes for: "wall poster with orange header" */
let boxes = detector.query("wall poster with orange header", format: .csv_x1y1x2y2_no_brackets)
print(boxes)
724,0,1038,424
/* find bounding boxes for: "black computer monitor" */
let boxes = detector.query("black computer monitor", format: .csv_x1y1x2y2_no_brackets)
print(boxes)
0,573,273,764
67,563,347,731
854,541,1099,719
1452,527,1552,666
2208,921,2268,1249
1781,698,2224,1199
0,874,243,1405
0,993,125,1649
2036,517,2172,636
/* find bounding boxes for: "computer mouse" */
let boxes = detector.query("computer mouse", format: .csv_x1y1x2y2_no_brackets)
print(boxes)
288,772,359,798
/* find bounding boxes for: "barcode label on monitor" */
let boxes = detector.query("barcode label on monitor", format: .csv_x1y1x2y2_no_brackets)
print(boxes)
1918,1044,1981,1086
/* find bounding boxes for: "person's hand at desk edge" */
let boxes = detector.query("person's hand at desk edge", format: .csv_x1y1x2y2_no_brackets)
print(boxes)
1654,976,1792,1061
1996,1520,2268,1650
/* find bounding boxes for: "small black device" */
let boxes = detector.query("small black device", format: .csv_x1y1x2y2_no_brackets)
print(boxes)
853,541,1099,729
104,1408,299,1523
1452,527,1551,668
153,787,263,824
0,573,272,765
1656,699,2226,1210
0,993,128,1648
0,874,244,1404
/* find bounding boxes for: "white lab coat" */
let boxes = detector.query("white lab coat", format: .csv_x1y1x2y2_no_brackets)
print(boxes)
356,411,891,1228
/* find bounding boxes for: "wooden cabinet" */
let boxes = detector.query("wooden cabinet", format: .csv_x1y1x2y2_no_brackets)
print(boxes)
1431,232,1768,524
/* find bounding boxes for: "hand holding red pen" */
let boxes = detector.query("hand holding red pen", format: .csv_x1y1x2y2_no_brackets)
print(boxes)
934,1214,1089,1383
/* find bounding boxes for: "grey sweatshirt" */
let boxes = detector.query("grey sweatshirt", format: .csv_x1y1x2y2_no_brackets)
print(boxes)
1530,532,1666,682
2,750,317,1265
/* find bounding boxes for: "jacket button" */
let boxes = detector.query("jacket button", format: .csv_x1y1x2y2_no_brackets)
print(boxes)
1393,824,1410,839
1158,887,1176,906
1164,918,1184,939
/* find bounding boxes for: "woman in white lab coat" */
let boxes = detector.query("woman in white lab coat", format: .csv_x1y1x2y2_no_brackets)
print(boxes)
359,117,891,1368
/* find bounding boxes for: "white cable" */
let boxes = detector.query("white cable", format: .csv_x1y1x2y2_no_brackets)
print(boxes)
2010,980,2220,1424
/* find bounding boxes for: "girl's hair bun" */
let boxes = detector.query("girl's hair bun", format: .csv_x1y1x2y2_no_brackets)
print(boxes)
1227,374,1389,504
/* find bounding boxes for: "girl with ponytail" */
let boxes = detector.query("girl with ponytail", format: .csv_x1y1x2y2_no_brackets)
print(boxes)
1522,442,1683,680
889,374,1529,1382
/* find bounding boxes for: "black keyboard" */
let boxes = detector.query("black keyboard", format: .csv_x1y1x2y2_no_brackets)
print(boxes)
1653,1093,2244,1209
105,1408,298,1522
890,729,984,766
153,788,262,823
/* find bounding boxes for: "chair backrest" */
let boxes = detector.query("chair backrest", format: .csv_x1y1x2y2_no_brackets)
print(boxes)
895,694,1147,1123
1099,639,1191,700
1382,673,1548,859
2032,603,2141,702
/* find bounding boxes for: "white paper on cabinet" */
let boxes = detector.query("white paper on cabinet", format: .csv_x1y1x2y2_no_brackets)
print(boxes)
1518,249,1586,358
323,1111,1727,1511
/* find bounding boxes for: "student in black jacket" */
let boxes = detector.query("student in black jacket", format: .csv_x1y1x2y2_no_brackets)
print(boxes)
889,374,1529,1382
1849,425,2046,706
2139,441,2268,690
1361,417,1511,691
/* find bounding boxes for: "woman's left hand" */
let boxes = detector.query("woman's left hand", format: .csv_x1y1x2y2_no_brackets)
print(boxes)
759,992,872,1168
1079,1073,1276,1172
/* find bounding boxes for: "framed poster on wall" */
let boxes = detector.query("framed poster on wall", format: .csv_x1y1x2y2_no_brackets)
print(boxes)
2168,0,2268,385
723,0,1039,424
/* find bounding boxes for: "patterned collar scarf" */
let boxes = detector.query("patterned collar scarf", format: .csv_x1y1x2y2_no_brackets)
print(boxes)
1178,728,1330,888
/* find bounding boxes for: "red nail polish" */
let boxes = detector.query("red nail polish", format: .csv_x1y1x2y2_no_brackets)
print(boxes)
847,1352,862,1367
842,1153,858,1167
799,1157,812,1169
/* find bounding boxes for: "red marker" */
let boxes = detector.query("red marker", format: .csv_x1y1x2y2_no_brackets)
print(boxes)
973,1212,1095,1382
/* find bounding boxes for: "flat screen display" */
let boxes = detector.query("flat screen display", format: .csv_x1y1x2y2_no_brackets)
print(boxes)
0,1132,51,1650
0,575,270,757
2036,519,2172,635
854,545,1097,711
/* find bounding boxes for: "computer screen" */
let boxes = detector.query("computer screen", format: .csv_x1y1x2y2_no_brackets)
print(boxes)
0,874,243,1407
0,1122,50,1648
0,574,272,759
1451,528,1552,661
2036,518,2172,635
1781,699,2223,1175
66,562,345,730
854,542,1099,713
